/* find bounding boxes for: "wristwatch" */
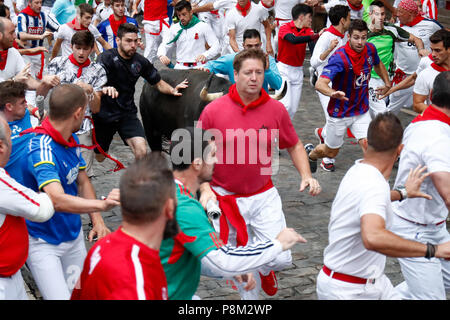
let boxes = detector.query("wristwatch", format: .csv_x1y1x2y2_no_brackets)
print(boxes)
394,185,408,202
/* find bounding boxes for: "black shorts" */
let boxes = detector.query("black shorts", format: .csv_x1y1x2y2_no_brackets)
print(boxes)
93,113,145,153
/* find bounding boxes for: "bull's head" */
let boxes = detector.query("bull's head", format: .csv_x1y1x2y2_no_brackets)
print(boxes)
200,75,288,102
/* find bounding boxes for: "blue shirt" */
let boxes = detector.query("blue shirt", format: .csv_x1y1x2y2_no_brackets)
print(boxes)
26,133,86,245
321,42,380,118
5,110,34,186
204,53,282,92
97,16,140,48
51,0,77,24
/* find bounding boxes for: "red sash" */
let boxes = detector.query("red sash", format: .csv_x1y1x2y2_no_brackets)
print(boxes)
108,14,127,36
411,105,450,126
228,84,270,114
401,15,424,27
67,18,88,31
20,5,40,16
213,179,274,247
20,117,125,172
430,62,449,72
0,50,8,70
327,25,345,38
343,41,368,76
68,54,91,78
347,0,363,10
236,1,251,17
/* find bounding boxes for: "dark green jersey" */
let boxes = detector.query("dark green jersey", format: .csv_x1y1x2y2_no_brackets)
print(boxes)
368,23,410,78
159,182,221,300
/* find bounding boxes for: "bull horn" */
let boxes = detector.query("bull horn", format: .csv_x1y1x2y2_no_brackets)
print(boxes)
269,81,287,100
200,87,224,102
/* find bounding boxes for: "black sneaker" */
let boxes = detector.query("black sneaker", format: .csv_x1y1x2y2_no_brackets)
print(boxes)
320,160,335,172
304,143,317,173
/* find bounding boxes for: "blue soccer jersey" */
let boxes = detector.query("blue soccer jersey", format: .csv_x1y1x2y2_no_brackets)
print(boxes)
321,42,380,118
97,16,140,49
5,110,34,186
26,133,86,245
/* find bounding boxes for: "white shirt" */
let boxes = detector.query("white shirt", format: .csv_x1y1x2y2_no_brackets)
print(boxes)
158,19,220,62
415,54,433,75
310,29,347,75
392,119,450,224
213,0,236,10
323,161,392,279
0,48,26,82
55,23,102,58
274,0,304,20
394,18,442,74
324,0,363,26
225,2,269,52
413,64,442,104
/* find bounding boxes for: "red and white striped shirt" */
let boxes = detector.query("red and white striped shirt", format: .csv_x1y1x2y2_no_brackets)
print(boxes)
71,227,168,300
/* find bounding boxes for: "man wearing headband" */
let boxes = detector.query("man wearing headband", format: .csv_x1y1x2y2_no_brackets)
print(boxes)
386,0,442,115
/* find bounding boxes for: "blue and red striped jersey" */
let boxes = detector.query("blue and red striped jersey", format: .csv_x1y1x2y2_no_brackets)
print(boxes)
320,42,380,118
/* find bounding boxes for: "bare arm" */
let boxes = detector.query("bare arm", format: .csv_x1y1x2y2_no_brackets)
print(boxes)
51,38,63,60
409,34,429,57
315,76,349,101
413,92,428,113
155,78,188,96
431,171,450,210
380,73,417,99
287,140,321,196
228,29,239,53
42,180,118,214
262,20,274,56
192,2,214,13
97,36,112,51
19,30,53,41
77,170,113,241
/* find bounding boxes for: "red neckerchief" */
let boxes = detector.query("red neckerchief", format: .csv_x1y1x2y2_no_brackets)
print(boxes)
344,41,368,76
68,54,91,78
430,62,449,72
67,18,88,31
228,84,270,113
347,0,363,11
212,179,274,247
108,14,127,36
0,49,8,70
20,5,40,16
236,0,251,17
401,15,424,27
20,117,126,172
411,105,450,126
327,25,345,38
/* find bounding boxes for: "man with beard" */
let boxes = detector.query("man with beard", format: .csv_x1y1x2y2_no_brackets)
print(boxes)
160,127,306,300
71,152,176,300
94,23,188,162
306,19,390,172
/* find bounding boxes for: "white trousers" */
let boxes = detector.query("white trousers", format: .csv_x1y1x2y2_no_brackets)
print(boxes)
317,91,335,165
323,112,371,149
387,84,414,115
211,185,292,299
76,130,94,178
143,18,170,63
277,62,303,119
26,228,87,300
368,77,389,119
390,213,450,300
0,270,28,300
22,54,44,80
316,269,401,300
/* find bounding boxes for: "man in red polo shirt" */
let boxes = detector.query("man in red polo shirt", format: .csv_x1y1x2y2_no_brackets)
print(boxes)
197,48,321,298
277,3,322,119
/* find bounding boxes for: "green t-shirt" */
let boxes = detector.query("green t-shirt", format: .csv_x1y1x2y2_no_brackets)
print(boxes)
159,183,220,300
74,0,94,7
368,23,410,78
362,0,373,23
